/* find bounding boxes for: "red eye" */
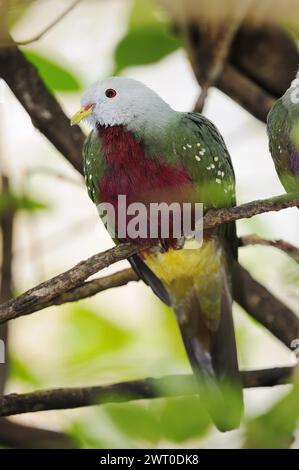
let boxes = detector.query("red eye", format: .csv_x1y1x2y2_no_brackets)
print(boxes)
105,88,117,98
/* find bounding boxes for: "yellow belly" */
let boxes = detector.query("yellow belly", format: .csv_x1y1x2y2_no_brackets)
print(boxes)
144,238,229,327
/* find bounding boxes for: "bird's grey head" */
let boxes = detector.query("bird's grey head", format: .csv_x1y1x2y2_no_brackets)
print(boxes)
71,77,174,132
282,73,299,108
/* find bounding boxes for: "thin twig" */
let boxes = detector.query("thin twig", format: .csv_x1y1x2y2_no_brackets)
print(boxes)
189,18,246,112
26,167,83,187
41,268,138,309
240,235,299,264
0,366,294,418
203,191,299,229
0,0,83,47
5,268,138,317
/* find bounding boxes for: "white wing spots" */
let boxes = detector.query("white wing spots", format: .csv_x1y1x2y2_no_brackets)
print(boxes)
224,189,228,193
210,164,215,169
195,155,201,162
86,160,91,166
216,178,221,184
221,171,225,178
183,146,187,150
197,143,201,147
214,157,219,162
89,175,92,180
199,149,206,156
206,165,212,170
217,170,222,176
187,144,192,148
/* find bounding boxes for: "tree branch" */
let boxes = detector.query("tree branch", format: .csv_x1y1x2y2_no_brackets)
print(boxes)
0,420,75,449
0,175,14,395
216,63,275,122
35,268,139,312
0,242,147,323
0,191,299,325
0,261,296,351
1,268,138,318
234,264,299,347
203,191,299,229
184,22,299,123
0,366,294,418
0,46,85,174
240,235,299,264
6,0,83,47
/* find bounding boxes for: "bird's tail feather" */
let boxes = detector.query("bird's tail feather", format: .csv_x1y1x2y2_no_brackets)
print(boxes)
143,240,243,430
174,273,243,431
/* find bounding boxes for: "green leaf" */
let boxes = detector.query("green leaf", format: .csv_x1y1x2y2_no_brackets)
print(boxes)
9,356,41,387
244,382,299,448
61,305,131,366
129,0,158,28
156,396,210,442
23,50,82,92
114,26,181,74
14,194,49,211
0,192,48,216
104,395,210,445
67,421,103,449
112,0,181,75
105,402,161,444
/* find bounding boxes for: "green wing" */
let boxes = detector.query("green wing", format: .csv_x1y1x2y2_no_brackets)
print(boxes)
171,112,237,258
267,97,299,193
177,112,236,209
83,129,106,204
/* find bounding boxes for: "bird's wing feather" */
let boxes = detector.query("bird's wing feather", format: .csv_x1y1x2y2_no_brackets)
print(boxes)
267,97,299,192
83,129,106,204
176,112,238,258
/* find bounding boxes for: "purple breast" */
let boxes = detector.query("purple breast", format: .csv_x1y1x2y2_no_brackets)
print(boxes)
291,150,299,177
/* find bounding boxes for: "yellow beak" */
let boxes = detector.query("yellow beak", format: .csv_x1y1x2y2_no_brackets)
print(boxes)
70,105,93,126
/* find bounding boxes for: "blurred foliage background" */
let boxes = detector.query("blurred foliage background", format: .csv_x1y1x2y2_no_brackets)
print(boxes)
0,0,299,449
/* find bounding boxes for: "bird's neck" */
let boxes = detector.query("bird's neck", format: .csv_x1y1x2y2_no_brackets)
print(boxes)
282,88,299,115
